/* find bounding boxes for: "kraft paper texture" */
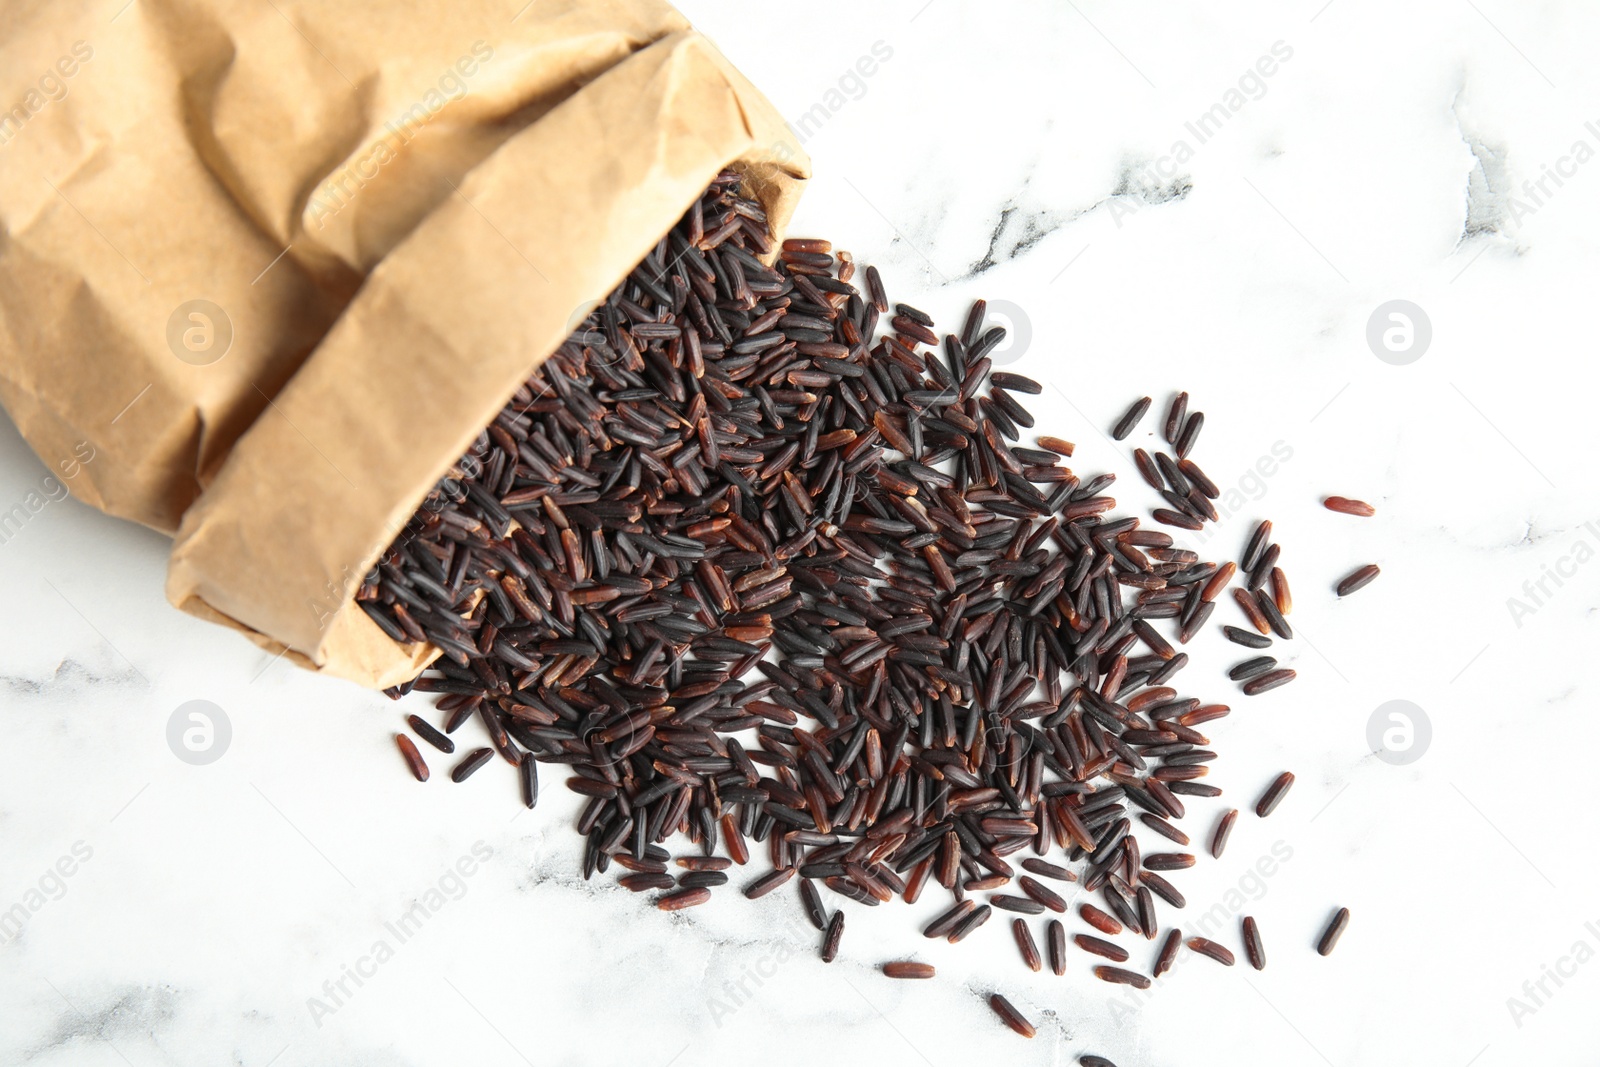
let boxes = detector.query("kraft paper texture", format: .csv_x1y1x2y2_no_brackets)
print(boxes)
0,0,808,687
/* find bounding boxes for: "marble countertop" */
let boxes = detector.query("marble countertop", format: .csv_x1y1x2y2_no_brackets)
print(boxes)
3,1,1597,1064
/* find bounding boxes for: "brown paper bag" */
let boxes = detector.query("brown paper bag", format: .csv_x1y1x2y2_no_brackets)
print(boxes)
0,0,808,687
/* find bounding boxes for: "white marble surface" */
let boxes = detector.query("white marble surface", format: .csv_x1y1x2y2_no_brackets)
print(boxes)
3,1,1599,1064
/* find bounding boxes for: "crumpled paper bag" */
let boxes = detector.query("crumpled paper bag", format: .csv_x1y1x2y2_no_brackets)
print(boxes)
0,0,808,687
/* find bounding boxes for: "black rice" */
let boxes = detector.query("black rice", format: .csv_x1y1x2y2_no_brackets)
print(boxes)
1154,928,1182,977
1242,668,1296,696
1255,771,1294,817
1186,936,1234,966
1243,915,1266,970
1227,656,1278,681
1080,903,1123,936
359,171,1368,1048
396,734,429,782
1112,396,1152,440
658,887,711,911
1210,808,1238,859
822,910,845,962
1337,564,1381,596
406,714,455,753
1013,919,1042,972
989,993,1036,1038
1075,934,1129,962
1317,907,1350,956
449,747,492,783
1223,625,1271,649
1093,966,1150,989
1163,392,1188,445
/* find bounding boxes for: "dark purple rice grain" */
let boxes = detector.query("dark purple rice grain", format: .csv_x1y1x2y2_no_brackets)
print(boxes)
1166,782,1221,799
1159,488,1201,520
800,879,828,931
1075,934,1129,962
1136,887,1157,940
361,175,1359,1045
894,302,933,327
1013,919,1043,972
1177,600,1215,643
1153,508,1204,531
1223,625,1272,649
1080,904,1123,936
1233,588,1271,634
892,314,939,347
1154,928,1182,976
1228,656,1278,681
396,734,429,782
1318,907,1351,955
1142,871,1186,909
679,871,730,889
1242,668,1296,696
1175,412,1204,458
658,887,711,911
619,872,676,892
1163,392,1188,445
744,868,795,899
1255,590,1294,639
1148,653,1189,685
1018,876,1068,913
992,372,1042,395
1211,808,1239,859
1255,771,1295,817
449,748,492,783
1243,916,1266,970
991,894,1047,915
1080,1058,1120,1067
989,387,1036,429
1242,519,1273,572
1143,853,1195,872
1186,936,1235,966
1180,458,1219,498
949,904,993,943
518,753,538,808
1093,966,1151,989
989,993,1036,1038
443,702,475,734
1337,564,1381,597
1048,919,1067,975
1139,813,1189,845
925,900,977,939
1112,396,1152,440
1154,451,1190,496
565,777,619,799
821,910,845,962
1247,543,1280,591
865,264,889,312
1133,449,1164,490
1022,858,1078,883
406,715,455,754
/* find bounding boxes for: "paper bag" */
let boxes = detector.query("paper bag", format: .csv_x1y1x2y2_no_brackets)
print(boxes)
0,0,808,687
